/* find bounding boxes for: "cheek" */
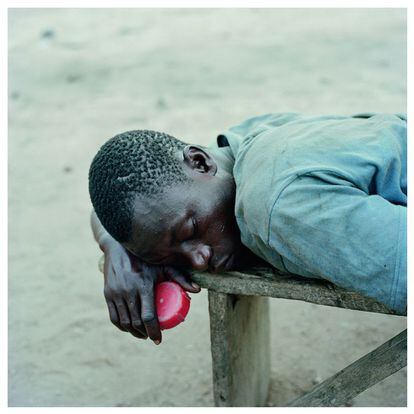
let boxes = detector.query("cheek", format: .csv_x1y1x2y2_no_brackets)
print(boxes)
206,217,241,250
200,192,239,247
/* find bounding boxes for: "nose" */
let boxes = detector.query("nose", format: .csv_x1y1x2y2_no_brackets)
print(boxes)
185,244,212,271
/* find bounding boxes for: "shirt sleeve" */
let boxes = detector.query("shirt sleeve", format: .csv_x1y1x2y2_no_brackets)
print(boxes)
217,112,302,143
267,172,407,314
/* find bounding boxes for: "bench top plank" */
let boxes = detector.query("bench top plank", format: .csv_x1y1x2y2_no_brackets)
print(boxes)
191,267,405,316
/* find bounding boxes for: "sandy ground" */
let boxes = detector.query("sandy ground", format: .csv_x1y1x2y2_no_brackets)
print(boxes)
8,8,407,407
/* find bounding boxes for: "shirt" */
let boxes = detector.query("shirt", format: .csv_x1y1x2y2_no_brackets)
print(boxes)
216,112,407,314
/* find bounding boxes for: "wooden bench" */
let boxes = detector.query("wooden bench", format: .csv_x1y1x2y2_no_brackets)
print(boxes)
191,266,407,407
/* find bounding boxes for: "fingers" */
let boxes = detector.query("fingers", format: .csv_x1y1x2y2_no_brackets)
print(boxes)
114,299,131,331
173,274,201,293
126,296,148,339
103,259,166,344
114,298,147,339
167,268,201,293
140,287,162,345
106,300,127,332
128,329,148,340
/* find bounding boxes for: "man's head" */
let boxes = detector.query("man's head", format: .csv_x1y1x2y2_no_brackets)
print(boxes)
89,130,248,272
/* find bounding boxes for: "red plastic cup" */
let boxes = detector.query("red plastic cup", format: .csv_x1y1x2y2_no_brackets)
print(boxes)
155,281,191,330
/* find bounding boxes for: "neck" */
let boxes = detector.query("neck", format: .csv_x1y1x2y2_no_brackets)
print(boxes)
208,146,235,177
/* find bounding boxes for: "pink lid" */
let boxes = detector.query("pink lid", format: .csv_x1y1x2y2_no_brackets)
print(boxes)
155,281,191,330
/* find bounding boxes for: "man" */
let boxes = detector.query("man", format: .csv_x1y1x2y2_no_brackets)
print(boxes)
89,112,407,345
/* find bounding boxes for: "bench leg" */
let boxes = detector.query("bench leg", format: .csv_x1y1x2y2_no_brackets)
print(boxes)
208,291,270,406
289,329,407,407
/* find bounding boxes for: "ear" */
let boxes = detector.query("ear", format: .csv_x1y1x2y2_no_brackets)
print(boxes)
183,145,217,176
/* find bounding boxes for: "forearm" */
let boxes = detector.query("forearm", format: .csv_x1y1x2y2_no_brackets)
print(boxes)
90,209,143,272
90,209,117,251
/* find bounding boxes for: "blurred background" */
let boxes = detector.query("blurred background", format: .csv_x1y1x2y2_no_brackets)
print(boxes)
8,8,406,407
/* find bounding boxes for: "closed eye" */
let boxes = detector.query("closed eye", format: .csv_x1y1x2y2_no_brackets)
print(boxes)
191,217,198,239
177,216,198,242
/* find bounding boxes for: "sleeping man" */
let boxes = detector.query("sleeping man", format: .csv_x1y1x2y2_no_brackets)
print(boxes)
89,112,407,345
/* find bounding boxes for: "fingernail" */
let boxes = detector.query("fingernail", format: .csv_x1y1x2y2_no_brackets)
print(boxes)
192,282,200,289
154,340,160,345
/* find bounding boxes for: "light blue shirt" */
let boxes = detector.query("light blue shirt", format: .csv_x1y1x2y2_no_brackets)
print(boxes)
216,113,407,314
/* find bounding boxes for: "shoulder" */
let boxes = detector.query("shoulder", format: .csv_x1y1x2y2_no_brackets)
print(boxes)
236,170,356,243
219,112,303,143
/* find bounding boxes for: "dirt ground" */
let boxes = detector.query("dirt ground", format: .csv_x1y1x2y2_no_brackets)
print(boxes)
8,8,407,407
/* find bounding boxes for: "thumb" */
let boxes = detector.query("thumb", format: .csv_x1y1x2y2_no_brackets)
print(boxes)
164,267,201,293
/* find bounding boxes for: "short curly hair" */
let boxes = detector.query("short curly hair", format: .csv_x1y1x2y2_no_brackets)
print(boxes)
88,130,190,243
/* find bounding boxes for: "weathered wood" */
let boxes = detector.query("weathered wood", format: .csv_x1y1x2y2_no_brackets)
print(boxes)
192,266,405,316
208,291,271,406
98,255,402,316
99,255,406,406
289,329,407,407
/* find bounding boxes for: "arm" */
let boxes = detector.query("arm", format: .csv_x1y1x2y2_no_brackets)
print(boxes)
90,210,201,344
90,209,115,251
266,174,407,314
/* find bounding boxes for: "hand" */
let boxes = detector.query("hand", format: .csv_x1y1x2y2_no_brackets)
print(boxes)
101,239,201,344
